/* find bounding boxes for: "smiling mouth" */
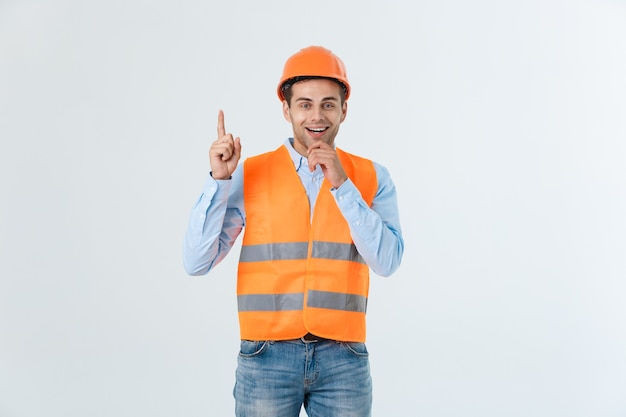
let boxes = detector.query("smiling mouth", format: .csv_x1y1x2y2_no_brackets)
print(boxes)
306,127,328,133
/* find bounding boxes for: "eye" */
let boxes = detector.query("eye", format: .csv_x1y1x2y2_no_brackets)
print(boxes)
323,102,335,109
300,103,311,109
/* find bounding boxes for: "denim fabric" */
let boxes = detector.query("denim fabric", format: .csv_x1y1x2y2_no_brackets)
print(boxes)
234,338,372,417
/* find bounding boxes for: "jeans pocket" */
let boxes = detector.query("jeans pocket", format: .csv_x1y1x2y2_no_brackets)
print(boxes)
340,341,369,357
239,340,269,358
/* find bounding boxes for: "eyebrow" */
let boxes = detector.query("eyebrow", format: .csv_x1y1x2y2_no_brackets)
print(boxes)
295,96,339,102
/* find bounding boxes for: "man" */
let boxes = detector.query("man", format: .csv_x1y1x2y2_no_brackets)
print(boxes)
183,45,404,417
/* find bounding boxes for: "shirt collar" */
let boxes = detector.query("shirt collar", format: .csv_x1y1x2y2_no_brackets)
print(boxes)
285,138,324,176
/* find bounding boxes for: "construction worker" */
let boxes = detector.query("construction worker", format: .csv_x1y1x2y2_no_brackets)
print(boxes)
183,45,404,417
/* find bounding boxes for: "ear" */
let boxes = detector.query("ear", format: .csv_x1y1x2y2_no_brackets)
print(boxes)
340,101,348,123
282,100,291,122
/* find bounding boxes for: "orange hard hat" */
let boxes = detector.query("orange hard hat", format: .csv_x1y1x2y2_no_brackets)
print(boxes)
277,46,351,102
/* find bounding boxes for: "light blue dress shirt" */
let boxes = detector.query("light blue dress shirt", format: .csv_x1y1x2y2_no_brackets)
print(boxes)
183,139,404,277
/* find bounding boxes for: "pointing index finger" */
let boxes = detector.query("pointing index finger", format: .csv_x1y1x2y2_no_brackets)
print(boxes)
217,109,226,139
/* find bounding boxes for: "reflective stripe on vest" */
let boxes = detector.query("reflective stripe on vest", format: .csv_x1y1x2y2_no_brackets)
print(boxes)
237,290,367,313
307,290,367,313
238,293,304,312
240,241,365,264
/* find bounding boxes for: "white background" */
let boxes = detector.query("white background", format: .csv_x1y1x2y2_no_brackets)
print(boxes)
1,0,626,416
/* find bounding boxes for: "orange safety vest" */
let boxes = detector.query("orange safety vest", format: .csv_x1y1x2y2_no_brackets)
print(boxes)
237,144,378,342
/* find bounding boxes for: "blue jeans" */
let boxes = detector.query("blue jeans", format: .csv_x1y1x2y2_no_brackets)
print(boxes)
234,338,372,417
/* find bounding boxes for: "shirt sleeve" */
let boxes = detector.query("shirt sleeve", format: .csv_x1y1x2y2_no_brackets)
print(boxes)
182,165,245,276
331,163,404,277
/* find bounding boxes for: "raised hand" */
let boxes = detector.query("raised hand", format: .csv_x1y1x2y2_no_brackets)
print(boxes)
209,110,241,179
307,142,348,189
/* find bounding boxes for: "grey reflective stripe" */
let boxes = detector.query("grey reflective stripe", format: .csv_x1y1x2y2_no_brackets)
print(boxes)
238,293,304,312
239,242,309,262
307,290,367,313
311,241,365,264
240,241,364,264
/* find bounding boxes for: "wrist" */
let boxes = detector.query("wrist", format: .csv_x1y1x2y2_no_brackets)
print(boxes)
210,172,232,180
332,177,348,189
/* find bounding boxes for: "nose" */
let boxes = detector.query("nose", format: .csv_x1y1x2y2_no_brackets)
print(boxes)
310,106,324,121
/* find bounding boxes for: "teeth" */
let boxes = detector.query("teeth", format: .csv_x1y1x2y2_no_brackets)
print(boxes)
308,127,326,132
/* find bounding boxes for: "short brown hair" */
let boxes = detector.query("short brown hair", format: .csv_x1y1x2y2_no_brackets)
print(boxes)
281,76,348,107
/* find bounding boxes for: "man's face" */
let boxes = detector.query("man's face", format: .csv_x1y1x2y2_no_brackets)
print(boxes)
282,78,347,157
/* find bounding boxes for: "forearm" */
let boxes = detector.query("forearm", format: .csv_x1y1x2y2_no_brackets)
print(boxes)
332,175,404,277
182,174,244,276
